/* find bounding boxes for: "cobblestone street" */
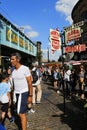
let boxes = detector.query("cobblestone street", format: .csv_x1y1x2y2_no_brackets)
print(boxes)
1,81,87,130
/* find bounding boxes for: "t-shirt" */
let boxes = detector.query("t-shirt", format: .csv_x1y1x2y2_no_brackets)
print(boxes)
64,70,71,81
12,65,31,93
0,82,10,103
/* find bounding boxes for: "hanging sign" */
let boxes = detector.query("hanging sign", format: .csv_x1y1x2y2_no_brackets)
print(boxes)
49,29,61,51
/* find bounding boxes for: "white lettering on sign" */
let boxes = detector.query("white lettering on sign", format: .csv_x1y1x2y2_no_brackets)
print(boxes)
65,27,81,43
65,44,86,53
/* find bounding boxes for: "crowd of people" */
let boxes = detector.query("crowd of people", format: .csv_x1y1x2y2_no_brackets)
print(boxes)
42,64,87,102
0,52,87,130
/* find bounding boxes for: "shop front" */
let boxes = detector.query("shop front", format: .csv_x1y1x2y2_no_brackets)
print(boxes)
0,14,37,73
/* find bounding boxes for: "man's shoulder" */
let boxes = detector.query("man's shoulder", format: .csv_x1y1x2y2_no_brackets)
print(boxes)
21,65,30,70
21,65,28,68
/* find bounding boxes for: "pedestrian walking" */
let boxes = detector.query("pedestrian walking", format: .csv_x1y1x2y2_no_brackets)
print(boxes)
57,68,63,94
31,62,42,105
7,66,15,123
10,52,33,130
70,69,77,96
78,65,85,99
0,72,11,126
64,65,72,99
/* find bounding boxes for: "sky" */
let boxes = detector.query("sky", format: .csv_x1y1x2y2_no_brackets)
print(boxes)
0,0,79,61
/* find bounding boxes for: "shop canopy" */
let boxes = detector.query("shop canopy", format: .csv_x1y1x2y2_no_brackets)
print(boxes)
64,60,87,66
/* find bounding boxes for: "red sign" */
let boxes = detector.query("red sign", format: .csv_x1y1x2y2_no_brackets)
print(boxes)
50,29,61,51
65,44,86,53
51,40,61,50
65,27,81,43
50,29,60,40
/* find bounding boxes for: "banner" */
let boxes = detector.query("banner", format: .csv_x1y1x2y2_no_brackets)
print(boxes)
65,27,81,43
65,44,86,53
49,29,61,52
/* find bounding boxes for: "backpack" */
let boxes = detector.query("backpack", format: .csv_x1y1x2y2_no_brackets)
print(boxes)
31,69,38,83
57,72,62,81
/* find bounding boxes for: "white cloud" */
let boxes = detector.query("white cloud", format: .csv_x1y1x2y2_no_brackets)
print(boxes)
55,0,79,24
21,25,32,30
26,31,39,38
18,25,39,38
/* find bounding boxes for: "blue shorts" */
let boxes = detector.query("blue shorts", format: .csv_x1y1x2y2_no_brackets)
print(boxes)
15,92,28,114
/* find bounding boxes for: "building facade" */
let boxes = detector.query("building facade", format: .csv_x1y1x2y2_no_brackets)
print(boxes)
0,14,37,72
71,0,87,61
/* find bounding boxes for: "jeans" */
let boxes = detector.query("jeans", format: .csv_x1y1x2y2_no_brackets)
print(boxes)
66,81,72,96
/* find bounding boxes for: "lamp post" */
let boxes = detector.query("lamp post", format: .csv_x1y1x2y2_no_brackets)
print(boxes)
47,47,49,62
61,31,66,115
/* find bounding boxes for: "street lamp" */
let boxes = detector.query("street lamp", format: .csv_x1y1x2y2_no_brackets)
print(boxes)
61,30,66,115
47,47,49,62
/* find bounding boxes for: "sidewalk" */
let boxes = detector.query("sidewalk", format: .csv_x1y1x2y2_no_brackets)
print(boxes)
1,81,87,130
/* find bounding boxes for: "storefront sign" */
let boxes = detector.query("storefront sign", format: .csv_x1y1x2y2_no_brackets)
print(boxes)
65,27,81,43
6,28,18,45
64,21,84,31
65,44,86,53
0,14,37,57
6,27,35,53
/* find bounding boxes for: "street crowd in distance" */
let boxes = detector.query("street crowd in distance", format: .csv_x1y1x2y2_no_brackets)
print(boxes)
0,52,87,130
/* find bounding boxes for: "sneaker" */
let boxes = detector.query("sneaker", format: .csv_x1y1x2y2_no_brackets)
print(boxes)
27,122,29,128
75,93,78,97
57,90,60,94
28,109,35,114
9,117,15,123
36,101,41,104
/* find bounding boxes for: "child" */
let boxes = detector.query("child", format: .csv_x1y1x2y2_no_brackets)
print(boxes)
0,72,14,126
7,67,15,122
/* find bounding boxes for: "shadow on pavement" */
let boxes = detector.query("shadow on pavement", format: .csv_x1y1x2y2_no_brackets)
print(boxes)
54,97,87,130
